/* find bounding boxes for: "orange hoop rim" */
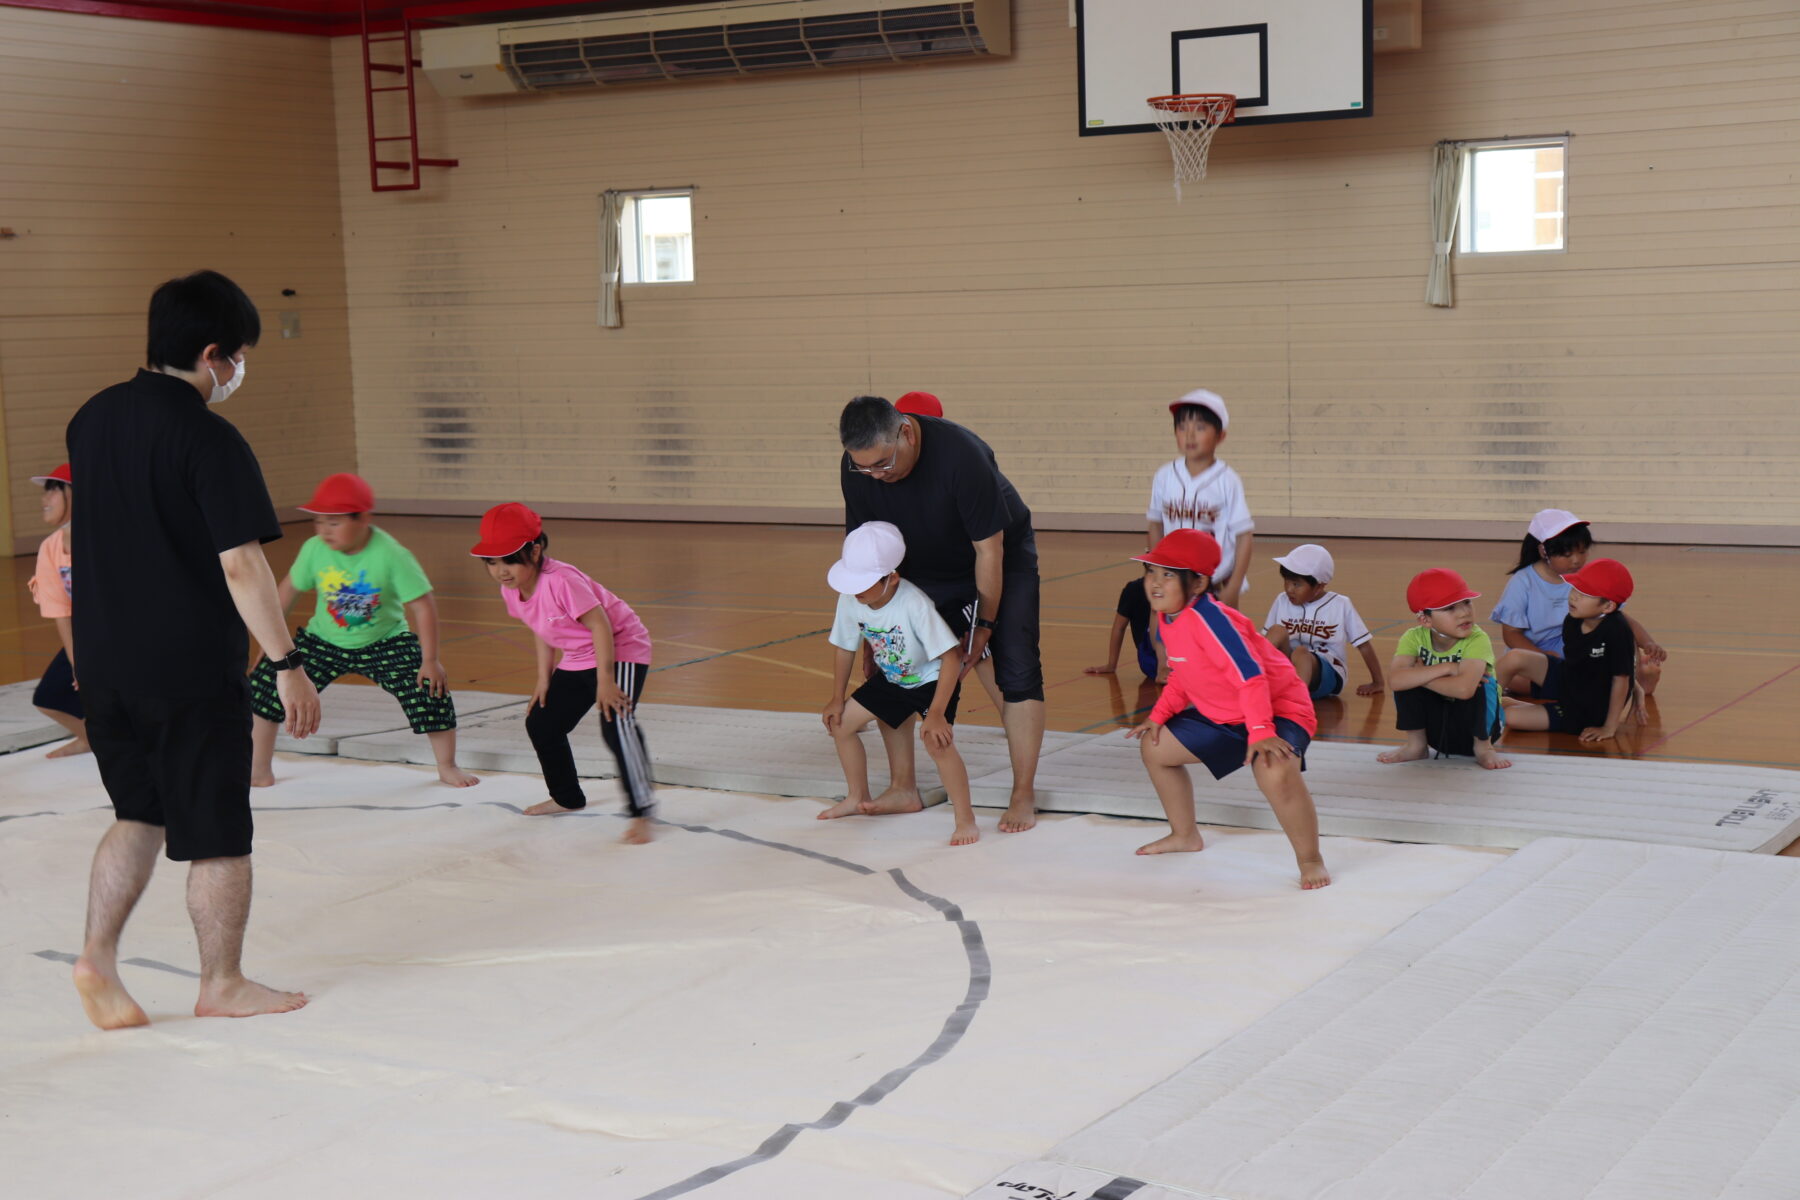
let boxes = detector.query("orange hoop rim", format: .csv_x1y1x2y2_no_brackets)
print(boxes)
1146,93,1237,121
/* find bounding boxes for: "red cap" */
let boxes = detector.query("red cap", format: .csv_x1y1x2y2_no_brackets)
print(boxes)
1407,568,1481,613
469,502,543,558
29,463,72,487
1133,530,1222,577
1564,558,1633,606
297,472,375,515
894,391,942,418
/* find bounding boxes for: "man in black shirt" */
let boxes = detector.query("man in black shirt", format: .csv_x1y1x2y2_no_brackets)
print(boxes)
66,270,321,1030
839,396,1045,832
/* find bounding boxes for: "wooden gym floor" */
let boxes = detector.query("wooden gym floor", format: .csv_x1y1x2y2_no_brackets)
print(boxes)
6,516,1796,775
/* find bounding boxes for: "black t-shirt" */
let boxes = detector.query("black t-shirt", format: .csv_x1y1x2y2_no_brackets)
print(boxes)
1116,576,1151,643
840,416,1037,608
1559,609,1635,726
68,369,282,697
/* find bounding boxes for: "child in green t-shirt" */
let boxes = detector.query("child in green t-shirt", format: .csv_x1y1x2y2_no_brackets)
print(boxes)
249,473,479,788
1378,568,1510,770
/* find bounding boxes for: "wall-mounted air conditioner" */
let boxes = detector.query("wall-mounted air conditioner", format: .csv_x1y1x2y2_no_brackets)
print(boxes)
422,0,1011,97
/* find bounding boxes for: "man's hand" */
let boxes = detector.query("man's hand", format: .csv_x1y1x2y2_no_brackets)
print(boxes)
276,669,321,740
958,627,993,681
417,658,450,698
1246,735,1296,766
921,712,954,750
821,697,845,733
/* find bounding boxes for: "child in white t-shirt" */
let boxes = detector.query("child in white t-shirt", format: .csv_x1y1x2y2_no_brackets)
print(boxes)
1261,544,1385,701
1146,388,1253,601
820,522,979,846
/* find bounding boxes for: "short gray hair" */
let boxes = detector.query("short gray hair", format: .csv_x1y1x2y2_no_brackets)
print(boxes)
839,395,903,452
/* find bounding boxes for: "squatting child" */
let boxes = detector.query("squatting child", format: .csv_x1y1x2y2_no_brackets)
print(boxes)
474,502,655,842
1146,388,1253,602
27,463,85,757
250,473,478,789
820,521,979,846
1126,531,1330,890
1498,559,1641,743
1261,543,1385,701
1381,568,1510,770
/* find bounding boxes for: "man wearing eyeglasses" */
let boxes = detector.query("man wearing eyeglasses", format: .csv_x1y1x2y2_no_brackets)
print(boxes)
838,395,1044,833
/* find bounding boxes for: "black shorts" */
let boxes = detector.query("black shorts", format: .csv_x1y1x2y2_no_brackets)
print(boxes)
1544,698,1607,735
83,682,254,862
935,566,1044,705
34,648,83,719
851,672,960,731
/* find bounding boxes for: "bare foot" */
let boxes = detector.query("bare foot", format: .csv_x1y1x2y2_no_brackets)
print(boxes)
1136,831,1206,855
1376,744,1430,764
437,765,482,788
73,957,149,1030
860,789,925,815
1475,746,1512,770
195,977,308,1019
47,739,92,759
522,799,577,815
1299,860,1332,890
620,816,653,844
950,821,980,846
250,772,276,789
818,798,864,820
998,799,1037,833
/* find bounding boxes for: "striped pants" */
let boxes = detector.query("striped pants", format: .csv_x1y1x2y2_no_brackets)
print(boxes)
526,663,653,816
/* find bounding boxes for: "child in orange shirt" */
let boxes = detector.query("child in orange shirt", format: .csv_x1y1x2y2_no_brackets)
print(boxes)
27,463,86,757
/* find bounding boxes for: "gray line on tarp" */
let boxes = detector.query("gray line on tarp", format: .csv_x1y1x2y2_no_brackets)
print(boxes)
34,949,200,979
1089,1176,1148,1199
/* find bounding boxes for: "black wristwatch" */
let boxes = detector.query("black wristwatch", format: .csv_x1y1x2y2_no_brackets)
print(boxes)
973,616,997,631
269,648,308,672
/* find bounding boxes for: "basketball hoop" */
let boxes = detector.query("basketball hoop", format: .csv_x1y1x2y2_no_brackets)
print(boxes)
1147,93,1236,200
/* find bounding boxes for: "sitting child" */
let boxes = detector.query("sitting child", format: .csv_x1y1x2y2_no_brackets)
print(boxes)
820,521,979,846
1085,573,1160,680
1261,543,1385,701
27,463,85,757
1498,559,1640,743
1380,568,1509,770
1125,531,1330,890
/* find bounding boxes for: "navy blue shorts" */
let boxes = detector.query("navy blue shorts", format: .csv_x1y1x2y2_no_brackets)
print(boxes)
1163,709,1311,780
34,648,83,719
1529,654,1564,701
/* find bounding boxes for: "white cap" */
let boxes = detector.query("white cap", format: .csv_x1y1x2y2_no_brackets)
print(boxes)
829,521,906,595
1272,543,1335,585
1170,388,1229,430
1528,508,1586,542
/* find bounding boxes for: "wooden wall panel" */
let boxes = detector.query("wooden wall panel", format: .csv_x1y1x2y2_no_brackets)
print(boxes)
0,7,354,549
310,0,1789,537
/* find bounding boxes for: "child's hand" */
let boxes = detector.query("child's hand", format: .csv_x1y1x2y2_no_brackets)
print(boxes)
921,712,953,749
1125,720,1162,744
597,679,632,720
1640,640,1668,664
1084,663,1118,675
1579,724,1618,743
1356,680,1385,696
530,682,550,711
1246,735,1297,766
417,658,450,697
821,698,845,733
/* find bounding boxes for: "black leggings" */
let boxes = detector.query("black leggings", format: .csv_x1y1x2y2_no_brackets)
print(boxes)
525,664,653,815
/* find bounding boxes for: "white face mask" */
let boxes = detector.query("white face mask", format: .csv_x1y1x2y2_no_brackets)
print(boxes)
207,355,246,405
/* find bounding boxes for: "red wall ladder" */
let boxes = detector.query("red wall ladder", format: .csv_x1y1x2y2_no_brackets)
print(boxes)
360,0,459,192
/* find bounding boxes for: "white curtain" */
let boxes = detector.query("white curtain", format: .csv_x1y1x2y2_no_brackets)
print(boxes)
600,190,623,328
1426,142,1468,307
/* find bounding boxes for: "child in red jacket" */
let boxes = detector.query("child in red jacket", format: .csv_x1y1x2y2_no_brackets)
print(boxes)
1126,530,1330,890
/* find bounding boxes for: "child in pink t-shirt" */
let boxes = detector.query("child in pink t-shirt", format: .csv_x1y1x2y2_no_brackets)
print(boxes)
471,503,655,842
28,463,87,758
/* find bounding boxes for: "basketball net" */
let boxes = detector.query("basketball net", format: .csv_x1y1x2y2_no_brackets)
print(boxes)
1147,94,1236,201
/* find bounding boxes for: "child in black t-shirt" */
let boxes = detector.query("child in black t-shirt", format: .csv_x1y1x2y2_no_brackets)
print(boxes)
1085,575,1160,680
1499,559,1639,742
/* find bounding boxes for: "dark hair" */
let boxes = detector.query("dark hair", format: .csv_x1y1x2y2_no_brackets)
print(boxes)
839,395,904,452
1172,403,1223,433
146,270,261,371
498,533,549,567
43,479,68,494
1508,523,1593,574
1278,565,1319,587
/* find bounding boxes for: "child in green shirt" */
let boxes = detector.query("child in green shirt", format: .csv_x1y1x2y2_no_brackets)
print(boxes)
249,473,478,788
1378,568,1510,770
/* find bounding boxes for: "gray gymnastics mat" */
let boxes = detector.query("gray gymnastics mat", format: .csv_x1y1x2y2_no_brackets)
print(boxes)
967,733,1800,853
0,681,68,754
274,683,526,756
968,838,1800,1200
337,702,1089,801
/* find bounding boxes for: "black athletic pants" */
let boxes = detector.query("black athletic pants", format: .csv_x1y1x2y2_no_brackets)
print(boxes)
525,663,653,815
1393,676,1503,758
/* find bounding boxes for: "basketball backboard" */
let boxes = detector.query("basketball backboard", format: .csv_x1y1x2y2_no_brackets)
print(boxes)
1077,0,1373,136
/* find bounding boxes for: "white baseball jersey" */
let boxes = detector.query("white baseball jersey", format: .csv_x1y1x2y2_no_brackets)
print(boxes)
1262,590,1372,677
1146,459,1254,582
